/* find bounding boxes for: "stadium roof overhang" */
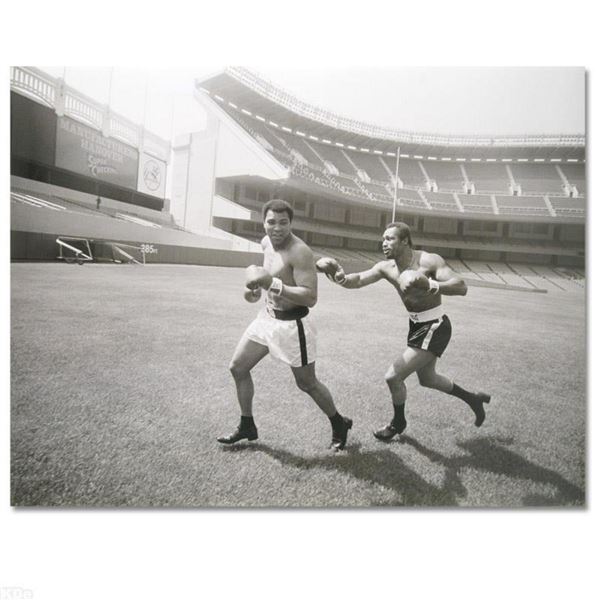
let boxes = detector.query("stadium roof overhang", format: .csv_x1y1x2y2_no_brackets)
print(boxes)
196,68,585,162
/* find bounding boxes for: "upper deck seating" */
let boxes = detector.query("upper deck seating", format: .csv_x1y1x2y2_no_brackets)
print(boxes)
458,193,495,214
495,195,550,216
422,191,459,212
349,151,393,182
305,140,356,174
465,163,511,193
221,103,583,212
395,188,428,210
549,196,585,217
425,162,465,191
360,180,393,200
397,159,427,187
560,163,586,195
227,109,292,159
510,163,565,195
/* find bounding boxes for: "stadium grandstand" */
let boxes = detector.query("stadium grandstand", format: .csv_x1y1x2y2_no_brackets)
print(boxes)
11,66,585,291
10,66,262,267
174,67,585,290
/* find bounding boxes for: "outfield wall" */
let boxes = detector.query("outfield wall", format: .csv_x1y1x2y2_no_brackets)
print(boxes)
11,230,263,267
11,200,234,251
14,231,583,296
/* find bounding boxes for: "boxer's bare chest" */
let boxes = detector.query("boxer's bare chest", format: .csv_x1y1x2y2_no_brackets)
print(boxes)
263,249,296,286
383,255,440,312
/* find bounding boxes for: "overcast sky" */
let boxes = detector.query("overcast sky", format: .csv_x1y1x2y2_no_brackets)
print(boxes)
40,66,585,141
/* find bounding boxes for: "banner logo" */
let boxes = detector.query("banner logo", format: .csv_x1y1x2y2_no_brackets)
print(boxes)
56,116,138,189
143,159,161,191
87,155,118,178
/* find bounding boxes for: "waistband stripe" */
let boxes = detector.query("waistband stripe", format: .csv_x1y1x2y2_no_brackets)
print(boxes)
408,305,444,322
266,305,309,321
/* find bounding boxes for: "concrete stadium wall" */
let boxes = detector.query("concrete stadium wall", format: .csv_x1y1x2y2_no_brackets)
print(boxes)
170,92,287,236
423,216,459,234
11,231,59,261
11,201,243,252
11,230,263,267
556,254,586,268
11,175,173,224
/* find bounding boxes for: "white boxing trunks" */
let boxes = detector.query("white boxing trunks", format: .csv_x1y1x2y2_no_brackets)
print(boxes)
243,305,316,368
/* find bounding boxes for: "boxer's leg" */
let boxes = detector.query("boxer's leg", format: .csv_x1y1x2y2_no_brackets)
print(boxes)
217,335,268,444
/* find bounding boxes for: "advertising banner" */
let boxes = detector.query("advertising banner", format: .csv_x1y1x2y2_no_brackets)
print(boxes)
11,92,57,166
137,152,167,198
55,116,138,189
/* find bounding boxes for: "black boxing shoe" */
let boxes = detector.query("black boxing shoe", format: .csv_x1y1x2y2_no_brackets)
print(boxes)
466,393,491,427
330,416,353,451
373,419,406,441
217,425,258,444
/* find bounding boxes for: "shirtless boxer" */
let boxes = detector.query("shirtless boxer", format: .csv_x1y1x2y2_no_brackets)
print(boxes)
317,221,490,441
217,199,352,451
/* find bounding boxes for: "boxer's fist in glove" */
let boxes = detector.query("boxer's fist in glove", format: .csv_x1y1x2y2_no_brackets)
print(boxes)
245,265,273,290
316,257,346,284
243,286,262,303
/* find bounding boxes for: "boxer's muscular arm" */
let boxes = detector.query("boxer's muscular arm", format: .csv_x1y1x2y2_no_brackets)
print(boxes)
424,253,467,296
339,261,386,289
281,245,318,307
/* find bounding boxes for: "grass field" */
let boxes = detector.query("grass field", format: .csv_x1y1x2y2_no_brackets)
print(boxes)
11,262,586,507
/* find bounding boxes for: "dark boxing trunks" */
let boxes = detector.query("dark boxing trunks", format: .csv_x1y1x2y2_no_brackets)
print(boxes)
407,314,452,357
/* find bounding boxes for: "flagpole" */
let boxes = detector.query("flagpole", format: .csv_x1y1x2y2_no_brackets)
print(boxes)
142,70,149,129
169,94,176,144
392,146,400,222
108,67,114,107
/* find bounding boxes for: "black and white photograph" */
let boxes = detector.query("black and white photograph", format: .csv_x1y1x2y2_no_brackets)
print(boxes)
10,65,586,508
3,2,599,598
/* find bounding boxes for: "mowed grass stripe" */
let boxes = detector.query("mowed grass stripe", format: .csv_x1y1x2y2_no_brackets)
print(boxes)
11,263,585,507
